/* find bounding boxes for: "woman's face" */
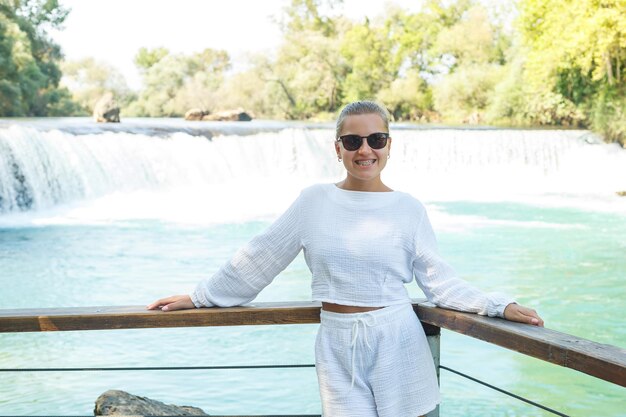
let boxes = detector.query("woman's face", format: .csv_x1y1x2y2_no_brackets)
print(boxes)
335,113,392,190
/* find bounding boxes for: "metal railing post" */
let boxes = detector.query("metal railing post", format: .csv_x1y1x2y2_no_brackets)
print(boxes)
423,322,441,417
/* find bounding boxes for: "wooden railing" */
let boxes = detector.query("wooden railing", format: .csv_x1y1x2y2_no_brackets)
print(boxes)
1,299,624,387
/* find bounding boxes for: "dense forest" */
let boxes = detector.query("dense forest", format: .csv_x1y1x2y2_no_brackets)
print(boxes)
1,0,624,145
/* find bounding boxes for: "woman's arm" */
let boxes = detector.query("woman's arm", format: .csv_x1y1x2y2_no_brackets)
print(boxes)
147,192,304,311
412,209,544,326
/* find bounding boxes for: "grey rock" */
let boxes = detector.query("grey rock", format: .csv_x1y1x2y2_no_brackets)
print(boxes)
93,93,120,123
94,390,209,416
202,108,252,122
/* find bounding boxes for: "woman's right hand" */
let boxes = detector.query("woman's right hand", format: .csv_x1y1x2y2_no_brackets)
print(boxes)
146,294,195,312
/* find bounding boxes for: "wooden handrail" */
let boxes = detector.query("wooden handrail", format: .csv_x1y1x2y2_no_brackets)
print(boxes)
0,301,322,332
0,299,624,387
414,303,626,388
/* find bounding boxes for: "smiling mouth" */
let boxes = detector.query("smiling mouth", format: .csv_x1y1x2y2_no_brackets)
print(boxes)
355,159,376,166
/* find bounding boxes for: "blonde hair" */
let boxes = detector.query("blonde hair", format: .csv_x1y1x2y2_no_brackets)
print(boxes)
336,101,390,138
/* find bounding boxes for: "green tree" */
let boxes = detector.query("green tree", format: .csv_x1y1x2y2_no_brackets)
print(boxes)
273,27,349,118
212,62,277,119
385,0,474,75
134,47,169,71
427,3,509,122
434,64,505,122
340,19,396,103
433,5,504,67
0,0,76,116
519,0,626,89
61,58,133,114
278,0,341,37
250,0,350,119
517,0,625,141
376,69,433,121
353,0,488,121
0,13,23,114
129,48,230,117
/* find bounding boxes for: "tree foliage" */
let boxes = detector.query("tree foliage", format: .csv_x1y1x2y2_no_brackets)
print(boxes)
61,58,133,114
134,47,169,71
517,0,625,141
2,0,624,145
259,0,351,119
0,0,75,116
519,0,626,87
340,19,396,103
127,48,230,117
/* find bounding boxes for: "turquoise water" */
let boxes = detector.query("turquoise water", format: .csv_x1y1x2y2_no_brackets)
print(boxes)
0,121,625,416
1,202,624,416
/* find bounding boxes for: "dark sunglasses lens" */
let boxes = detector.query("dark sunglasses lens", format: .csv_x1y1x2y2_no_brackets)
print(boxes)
367,133,388,149
341,135,362,151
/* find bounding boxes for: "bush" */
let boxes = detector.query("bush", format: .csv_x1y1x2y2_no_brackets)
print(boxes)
485,60,526,124
433,63,505,123
521,91,586,127
376,70,433,122
590,91,626,147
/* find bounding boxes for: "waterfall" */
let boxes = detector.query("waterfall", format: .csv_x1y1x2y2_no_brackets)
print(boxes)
0,120,624,222
385,128,625,200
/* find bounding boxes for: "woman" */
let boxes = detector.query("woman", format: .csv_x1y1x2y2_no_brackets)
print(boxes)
148,101,544,417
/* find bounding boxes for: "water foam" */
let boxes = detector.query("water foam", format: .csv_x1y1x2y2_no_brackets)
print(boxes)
1,122,625,227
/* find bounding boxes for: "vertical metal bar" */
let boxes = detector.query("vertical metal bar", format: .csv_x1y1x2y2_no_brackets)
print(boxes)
423,322,441,417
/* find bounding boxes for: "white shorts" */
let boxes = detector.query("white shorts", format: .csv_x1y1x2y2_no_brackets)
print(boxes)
315,303,440,417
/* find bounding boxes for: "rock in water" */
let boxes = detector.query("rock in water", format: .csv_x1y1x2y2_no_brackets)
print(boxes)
202,108,252,121
94,390,209,416
185,108,208,121
93,93,120,123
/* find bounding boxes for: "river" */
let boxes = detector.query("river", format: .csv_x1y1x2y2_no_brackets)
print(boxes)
0,118,624,416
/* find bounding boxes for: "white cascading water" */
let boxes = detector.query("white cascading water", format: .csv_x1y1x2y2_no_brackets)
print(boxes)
0,123,625,225
386,128,626,201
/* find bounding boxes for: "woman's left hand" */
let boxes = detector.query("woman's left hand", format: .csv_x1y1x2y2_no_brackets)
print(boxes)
503,303,544,327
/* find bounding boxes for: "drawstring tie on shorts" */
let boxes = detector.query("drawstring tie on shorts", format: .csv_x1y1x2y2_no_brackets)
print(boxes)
350,312,377,389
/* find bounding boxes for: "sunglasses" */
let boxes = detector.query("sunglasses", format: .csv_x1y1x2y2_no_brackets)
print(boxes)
336,132,390,151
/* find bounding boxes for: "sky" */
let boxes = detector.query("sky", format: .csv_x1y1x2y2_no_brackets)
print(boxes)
51,0,421,90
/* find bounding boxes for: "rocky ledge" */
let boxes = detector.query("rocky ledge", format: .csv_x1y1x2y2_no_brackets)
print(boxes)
184,108,252,121
93,93,121,123
95,390,209,416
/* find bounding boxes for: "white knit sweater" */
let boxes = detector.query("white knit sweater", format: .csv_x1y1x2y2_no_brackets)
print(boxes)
191,183,514,317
